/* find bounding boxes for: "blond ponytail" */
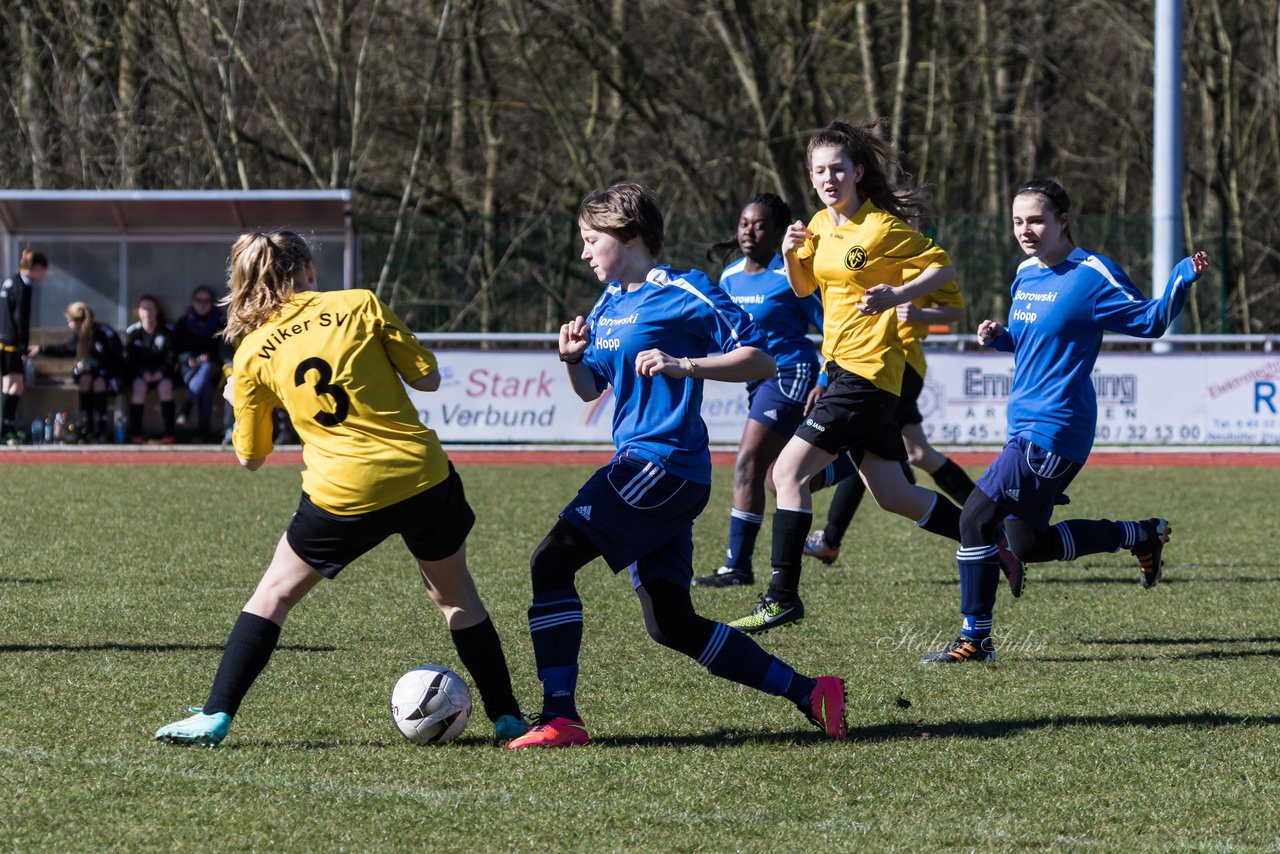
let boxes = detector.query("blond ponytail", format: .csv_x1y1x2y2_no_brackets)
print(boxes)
221,230,313,341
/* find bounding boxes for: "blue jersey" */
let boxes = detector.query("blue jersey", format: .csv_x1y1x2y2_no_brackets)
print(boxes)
989,248,1198,462
582,265,768,483
719,254,822,369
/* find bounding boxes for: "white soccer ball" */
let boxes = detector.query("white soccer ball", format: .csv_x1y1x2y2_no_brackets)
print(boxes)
389,665,472,745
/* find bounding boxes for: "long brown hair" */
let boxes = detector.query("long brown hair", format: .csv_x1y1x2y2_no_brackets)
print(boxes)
222,230,313,341
64,302,95,361
806,119,928,220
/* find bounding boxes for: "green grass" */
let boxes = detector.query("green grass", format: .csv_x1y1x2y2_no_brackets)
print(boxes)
2,461,1279,851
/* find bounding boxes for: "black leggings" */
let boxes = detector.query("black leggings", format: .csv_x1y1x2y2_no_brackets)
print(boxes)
959,487,1063,562
529,519,714,658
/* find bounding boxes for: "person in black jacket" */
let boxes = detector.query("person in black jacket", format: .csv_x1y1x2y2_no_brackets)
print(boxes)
33,302,124,443
173,285,226,442
0,249,48,443
124,294,179,443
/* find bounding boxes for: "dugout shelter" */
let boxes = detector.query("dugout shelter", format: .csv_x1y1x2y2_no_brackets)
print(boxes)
1,190,355,421
0,189,355,331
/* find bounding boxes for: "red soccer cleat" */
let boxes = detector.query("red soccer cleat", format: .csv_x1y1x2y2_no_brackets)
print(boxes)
507,715,591,749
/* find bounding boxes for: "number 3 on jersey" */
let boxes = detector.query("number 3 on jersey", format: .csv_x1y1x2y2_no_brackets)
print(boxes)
294,357,350,426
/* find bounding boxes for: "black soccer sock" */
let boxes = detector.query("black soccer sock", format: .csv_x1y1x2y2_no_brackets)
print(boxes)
92,392,109,436
161,400,176,436
203,611,282,717
917,492,962,541
128,403,144,439
450,616,521,722
823,476,867,549
930,458,977,508
767,508,812,602
638,580,815,703
77,391,92,438
1,392,16,433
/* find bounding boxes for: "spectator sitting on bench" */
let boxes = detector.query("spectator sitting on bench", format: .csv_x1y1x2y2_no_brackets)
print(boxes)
174,285,226,442
32,301,124,443
125,294,179,444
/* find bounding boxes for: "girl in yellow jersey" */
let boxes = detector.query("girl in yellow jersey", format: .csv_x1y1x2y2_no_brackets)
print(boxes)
729,120,967,633
155,230,528,747
803,205,980,565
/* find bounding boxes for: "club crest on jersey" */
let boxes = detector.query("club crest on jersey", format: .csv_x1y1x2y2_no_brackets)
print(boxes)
844,246,868,271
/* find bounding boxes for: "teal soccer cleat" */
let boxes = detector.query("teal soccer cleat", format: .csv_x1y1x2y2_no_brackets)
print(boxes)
154,708,232,747
494,713,532,741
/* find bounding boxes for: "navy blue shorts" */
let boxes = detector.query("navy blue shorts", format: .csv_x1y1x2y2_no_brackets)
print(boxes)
286,463,476,578
793,363,906,461
893,364,924,427
559,451,711,589
746,361,818,437
975,437,1082,530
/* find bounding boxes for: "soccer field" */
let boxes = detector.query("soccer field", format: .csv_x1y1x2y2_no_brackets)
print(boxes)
3,459,1279,851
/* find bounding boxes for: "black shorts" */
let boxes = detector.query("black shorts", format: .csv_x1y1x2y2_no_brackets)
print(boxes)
133,372,176,387
793,363,906,461
892,364,925,427
0,349,23,376
72,362,119,389
286,463,476,578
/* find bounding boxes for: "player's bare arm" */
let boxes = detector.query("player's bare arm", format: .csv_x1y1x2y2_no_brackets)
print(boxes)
858,265,957,315
635,345,775,382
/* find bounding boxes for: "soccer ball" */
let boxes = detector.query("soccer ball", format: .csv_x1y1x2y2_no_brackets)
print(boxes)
389,665,472,745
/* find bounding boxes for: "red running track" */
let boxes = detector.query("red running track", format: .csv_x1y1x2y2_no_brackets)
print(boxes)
1,448,1278,466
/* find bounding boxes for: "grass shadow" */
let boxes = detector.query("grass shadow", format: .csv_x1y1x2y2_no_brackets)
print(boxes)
221,739,393,751
1083,635,1280,646
0,576,59,584
0,642,338,653
847,711,1280,743
594,728,829,748
1035,647,1280,664
1027,574,1280,585
152,710,1280,751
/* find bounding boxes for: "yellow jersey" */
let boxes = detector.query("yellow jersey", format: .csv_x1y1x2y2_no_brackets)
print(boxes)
793,199,952,394
230,289,449,514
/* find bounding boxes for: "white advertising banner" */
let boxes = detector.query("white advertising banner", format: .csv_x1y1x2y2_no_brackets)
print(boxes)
408,350,1280,446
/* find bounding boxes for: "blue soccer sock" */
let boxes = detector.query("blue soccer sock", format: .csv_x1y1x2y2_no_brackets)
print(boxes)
697,622,816,705
527,589,583,720
1053,520,1126,560
823,476,867,548
957,545,1000,640
1117,520,1145,550
810,451,858,493
725,508,764,570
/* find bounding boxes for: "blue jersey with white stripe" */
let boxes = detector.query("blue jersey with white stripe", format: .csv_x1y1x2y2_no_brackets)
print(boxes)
582,265,768,483
719,254,822,369
989,248,1197,462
